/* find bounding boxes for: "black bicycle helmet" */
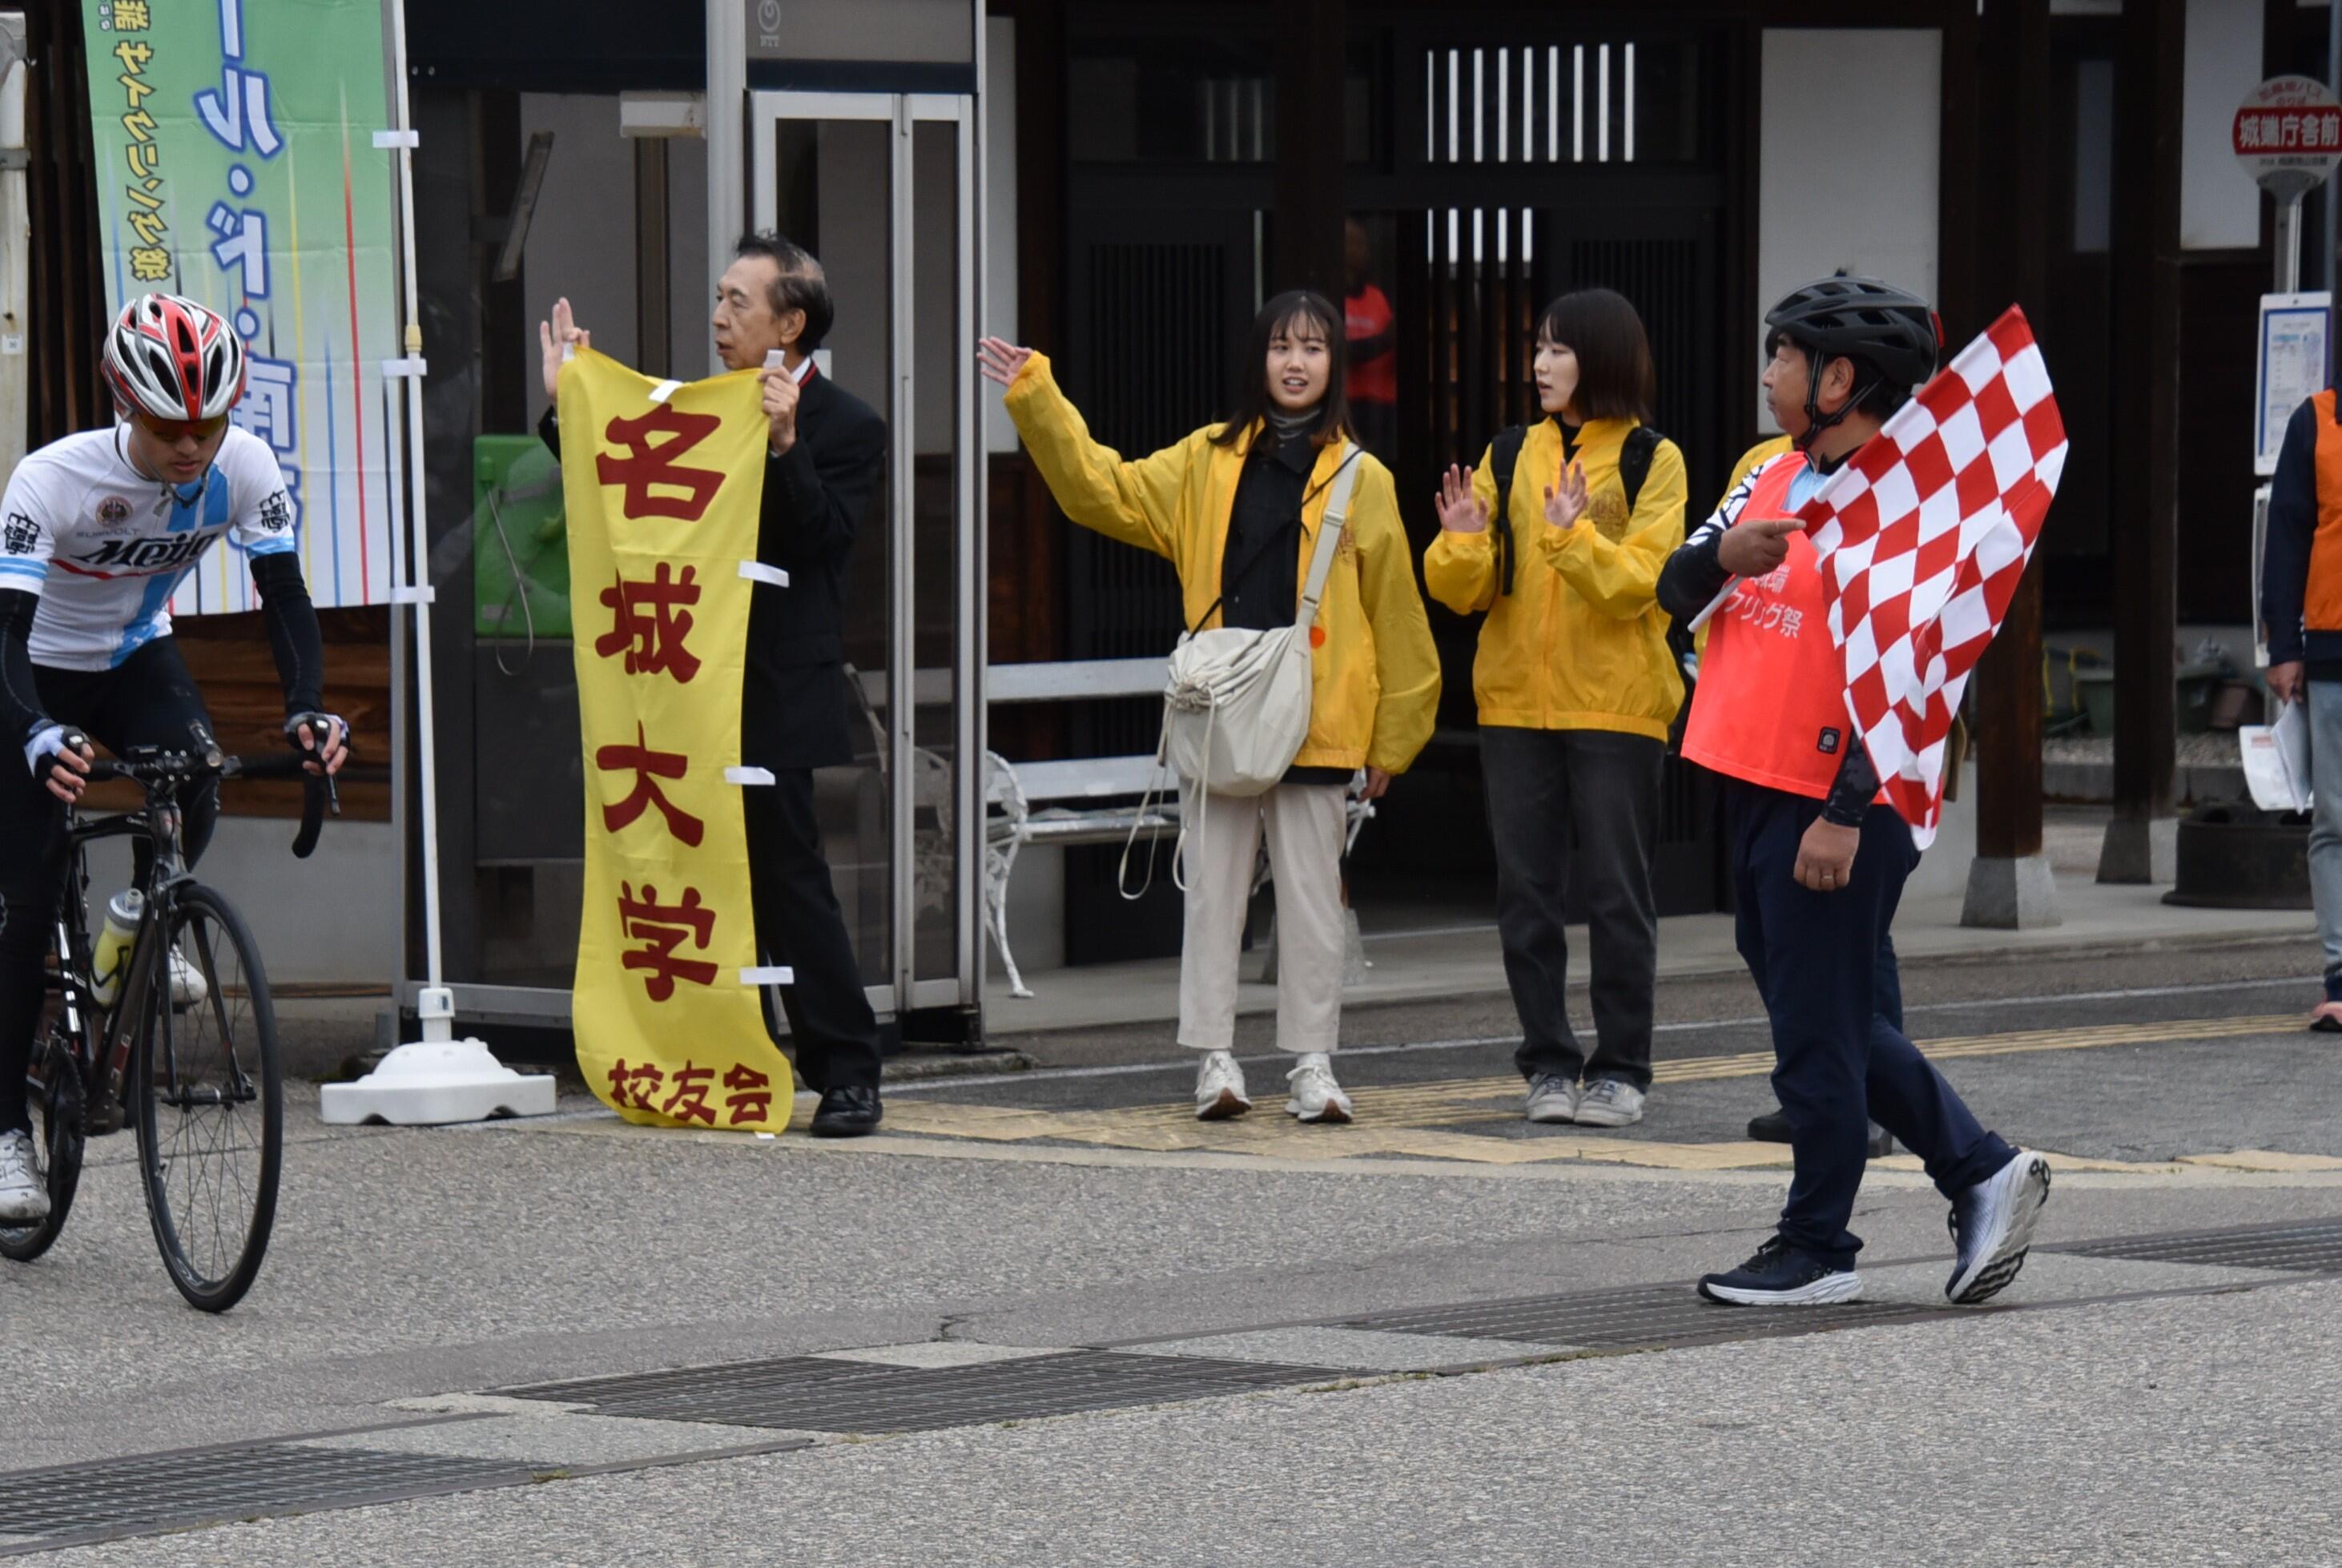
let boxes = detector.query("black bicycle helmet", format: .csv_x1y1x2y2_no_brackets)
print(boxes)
1765,273,1943,448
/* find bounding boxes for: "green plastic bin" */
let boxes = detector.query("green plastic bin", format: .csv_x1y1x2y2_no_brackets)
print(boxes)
473,436,572,639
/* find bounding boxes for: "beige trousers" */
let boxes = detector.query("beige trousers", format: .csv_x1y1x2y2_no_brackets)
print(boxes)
1174,780,1348,1055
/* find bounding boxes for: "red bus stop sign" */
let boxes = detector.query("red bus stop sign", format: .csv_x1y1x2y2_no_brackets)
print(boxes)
2235,75,2342,201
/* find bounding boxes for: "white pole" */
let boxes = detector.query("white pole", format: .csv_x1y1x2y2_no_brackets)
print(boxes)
320,0,553,1124
0,15,27,480
384,0,444,996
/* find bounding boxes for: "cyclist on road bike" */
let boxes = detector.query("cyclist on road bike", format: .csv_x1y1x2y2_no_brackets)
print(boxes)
0,293,352,1222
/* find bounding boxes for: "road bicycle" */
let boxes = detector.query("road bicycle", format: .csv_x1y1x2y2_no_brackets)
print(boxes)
0,728,332,1312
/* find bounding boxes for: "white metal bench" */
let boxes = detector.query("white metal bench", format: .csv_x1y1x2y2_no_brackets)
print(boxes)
984,660,1177,998
982,657,1374,999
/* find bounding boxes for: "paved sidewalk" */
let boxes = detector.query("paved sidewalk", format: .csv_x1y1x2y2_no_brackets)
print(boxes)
986,862,2313,1036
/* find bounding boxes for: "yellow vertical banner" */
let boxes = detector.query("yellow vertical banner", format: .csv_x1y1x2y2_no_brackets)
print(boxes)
560,350,794,1132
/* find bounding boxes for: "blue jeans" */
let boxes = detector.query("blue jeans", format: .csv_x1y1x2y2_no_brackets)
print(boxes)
1725,781,2016,1265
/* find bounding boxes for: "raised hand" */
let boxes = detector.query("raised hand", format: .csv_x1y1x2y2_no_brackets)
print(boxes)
537,298,590,402
1543,460,1589,531
760,365,802,456
978,336,1035,388
1435,464,1489,533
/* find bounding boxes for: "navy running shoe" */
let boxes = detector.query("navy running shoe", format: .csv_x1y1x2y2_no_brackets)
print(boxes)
1946,1150,2051,1305
1697,1235,1862,1306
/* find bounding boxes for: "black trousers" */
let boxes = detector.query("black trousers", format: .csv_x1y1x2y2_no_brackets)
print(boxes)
0,639,219,1134
741,767,883,1092
1480,725,1664,1089
1726,780,2014,1265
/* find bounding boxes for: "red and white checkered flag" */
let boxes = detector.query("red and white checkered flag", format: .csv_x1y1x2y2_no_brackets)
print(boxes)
1798,307,2066,849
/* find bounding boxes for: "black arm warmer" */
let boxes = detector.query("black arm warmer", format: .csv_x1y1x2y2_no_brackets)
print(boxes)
1656,528,1732,622
0,589,50,748
1821,737,1881,828
250,553,326,717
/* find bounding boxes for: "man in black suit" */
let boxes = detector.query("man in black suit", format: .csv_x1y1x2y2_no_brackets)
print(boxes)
537,232,886,1136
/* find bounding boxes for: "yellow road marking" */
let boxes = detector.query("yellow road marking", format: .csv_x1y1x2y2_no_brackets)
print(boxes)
879,1011,2312,1169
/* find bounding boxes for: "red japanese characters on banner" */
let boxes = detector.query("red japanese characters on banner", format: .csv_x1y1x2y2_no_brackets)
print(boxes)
561,348,797,1132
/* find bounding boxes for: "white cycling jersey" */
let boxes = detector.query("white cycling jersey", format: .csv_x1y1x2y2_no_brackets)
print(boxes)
0,425,295,671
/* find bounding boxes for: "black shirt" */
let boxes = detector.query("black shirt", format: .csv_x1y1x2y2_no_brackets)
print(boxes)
1218,433,1352,788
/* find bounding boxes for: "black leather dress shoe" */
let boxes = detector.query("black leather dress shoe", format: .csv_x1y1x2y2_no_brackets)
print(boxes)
1748,1105,1894,1156
811,1084,882,1138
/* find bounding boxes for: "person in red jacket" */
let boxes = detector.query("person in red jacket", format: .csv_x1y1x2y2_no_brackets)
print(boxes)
1343,220,1398,460
1656,275,2049,1309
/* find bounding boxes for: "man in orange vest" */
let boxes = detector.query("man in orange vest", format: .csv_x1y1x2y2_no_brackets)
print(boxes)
1657,275,2051,1308
2259,385,2342,1031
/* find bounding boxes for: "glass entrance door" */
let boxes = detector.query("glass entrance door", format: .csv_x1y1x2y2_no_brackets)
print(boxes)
747,90,982,1023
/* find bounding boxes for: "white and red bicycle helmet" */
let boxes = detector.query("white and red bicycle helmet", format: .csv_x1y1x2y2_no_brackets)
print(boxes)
101,293,247,422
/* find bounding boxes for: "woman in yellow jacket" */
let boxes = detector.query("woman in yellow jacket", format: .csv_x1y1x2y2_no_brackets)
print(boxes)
979,293,1440,1125
1423,287,1687,1130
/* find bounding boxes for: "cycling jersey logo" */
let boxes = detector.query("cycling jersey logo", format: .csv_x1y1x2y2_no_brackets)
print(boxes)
66,532,212,576
2,513,35,556
97,497,132,529
256,490,292,534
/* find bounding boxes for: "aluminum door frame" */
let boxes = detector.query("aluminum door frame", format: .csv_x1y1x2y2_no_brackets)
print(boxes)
747,88,983,1021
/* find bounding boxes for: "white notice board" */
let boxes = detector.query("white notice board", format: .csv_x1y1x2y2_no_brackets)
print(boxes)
2256,292,2332,476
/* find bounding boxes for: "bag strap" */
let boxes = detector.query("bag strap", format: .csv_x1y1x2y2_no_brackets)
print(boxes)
1296,447,1366,625
1620,424,1663,513
1488,424,1527,597
1189,444,1366,635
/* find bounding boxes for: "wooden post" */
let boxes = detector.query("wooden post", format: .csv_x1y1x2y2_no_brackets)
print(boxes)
2099,0,2185,884
1273,0,1346,298
1962,0,2060,925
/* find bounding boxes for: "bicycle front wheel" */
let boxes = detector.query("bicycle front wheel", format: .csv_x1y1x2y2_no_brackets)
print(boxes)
134,883,283,1312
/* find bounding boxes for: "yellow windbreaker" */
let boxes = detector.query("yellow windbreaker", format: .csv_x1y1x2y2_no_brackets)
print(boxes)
1422,417,1689,740
1003,353,1441,775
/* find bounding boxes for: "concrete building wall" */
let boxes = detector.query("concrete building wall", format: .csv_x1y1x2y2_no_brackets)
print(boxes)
2180,0,2266,253
1755,29,1942,433
79,819,400,988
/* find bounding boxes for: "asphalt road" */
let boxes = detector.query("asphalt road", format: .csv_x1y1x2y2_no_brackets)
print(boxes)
5,935,2337,1564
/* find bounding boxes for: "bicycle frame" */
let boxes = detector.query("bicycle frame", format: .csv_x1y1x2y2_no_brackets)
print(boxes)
55,789,203,1124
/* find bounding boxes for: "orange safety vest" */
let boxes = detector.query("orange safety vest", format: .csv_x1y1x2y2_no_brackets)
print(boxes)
1680,454,1857,800
2308,389,2342,633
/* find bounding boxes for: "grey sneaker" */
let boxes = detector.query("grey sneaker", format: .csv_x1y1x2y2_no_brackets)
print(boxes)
1575,1078,1647,1128
1524,1074,1579,1124
0,1129,50,1224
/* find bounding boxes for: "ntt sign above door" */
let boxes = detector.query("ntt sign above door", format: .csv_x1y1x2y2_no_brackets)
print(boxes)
745,0,976,91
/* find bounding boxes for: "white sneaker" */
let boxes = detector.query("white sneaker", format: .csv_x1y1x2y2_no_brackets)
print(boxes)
0,1130,50,1224
1194,1051,1252,1120
1285,1053,1353,1124
1574,1078,1647,1128
169,947,208,1007
1525,1074,1579,1124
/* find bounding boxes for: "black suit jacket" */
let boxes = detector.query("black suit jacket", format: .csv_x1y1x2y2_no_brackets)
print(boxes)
540,368,885,770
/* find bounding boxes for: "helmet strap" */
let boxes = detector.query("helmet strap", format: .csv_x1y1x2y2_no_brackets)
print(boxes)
1793,348,1879,461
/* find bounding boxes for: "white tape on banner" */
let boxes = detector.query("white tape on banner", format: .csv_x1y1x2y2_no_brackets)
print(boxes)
738,561,791,589
725,766,776,786
646,380,684,405
740,966,797,987
372,129,420,150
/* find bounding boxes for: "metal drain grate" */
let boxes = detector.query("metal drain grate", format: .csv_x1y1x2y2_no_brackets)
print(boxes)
502,1350,1346,1433
2054,1216,2342,1273
1342,1281,1961,1349
0,1443,545,1544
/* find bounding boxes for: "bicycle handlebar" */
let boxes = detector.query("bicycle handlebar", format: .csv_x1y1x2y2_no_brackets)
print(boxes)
84,746,340,859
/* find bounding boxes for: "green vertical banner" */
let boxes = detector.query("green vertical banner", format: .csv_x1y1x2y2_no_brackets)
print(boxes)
80,0,400,612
